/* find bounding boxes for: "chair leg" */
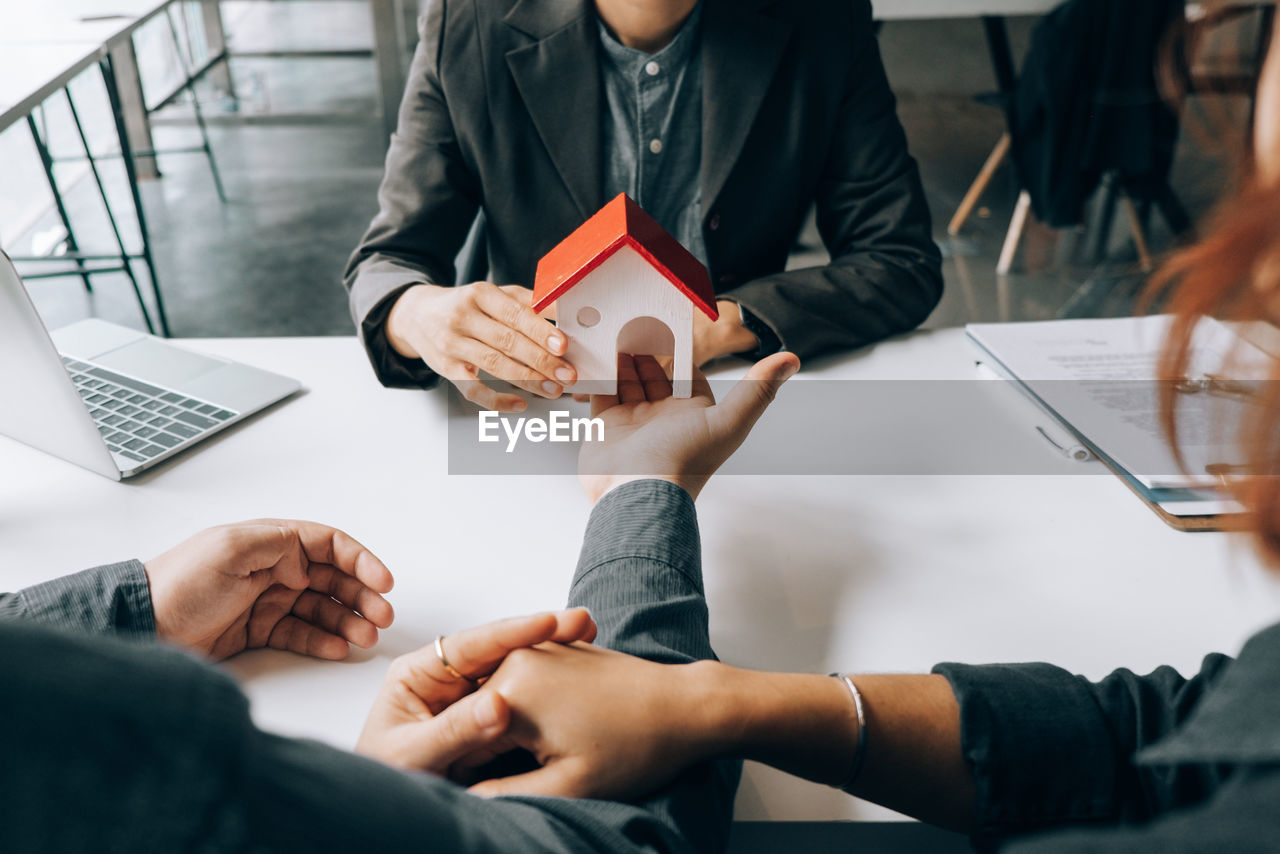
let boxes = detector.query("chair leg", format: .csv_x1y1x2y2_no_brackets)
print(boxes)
165,5,228,203
65,85,157,335
1120,193,1155,273
101,54,173,337
1086,172,1121,264
26,113,94,294
1155,183,1193,239
996,190,1032,276
949,132,1012,236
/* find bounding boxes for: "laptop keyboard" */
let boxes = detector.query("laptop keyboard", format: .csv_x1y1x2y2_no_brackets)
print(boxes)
60,356,238,465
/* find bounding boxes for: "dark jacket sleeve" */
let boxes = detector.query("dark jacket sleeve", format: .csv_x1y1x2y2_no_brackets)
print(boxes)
0,559,154,638
720,0,942,361
1000,766,1280,854
933,656,1235,852
342,0,480,389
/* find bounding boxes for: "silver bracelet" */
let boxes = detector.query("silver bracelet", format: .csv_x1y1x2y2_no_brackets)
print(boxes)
831,673,867,791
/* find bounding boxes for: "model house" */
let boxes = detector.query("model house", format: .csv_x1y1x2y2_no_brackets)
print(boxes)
531,193,718,399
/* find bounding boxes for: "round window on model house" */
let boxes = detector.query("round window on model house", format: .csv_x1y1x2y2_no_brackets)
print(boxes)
577,306,601,328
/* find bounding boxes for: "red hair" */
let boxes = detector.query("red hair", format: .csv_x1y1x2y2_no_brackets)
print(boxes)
1150,7,1280,556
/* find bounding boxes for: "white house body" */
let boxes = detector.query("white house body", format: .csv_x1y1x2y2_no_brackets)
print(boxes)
555,245,694,398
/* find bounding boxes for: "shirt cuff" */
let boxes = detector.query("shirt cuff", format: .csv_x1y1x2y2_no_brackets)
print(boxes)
718,295,784,359
9,559,156,639
932,662,1124,850
358,285,442,389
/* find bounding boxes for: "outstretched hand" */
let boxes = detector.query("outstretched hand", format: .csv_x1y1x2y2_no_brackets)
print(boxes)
145,519,395,661
578,351,800,502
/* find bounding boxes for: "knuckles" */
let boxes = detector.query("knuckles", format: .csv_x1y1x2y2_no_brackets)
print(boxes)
495,327,518,355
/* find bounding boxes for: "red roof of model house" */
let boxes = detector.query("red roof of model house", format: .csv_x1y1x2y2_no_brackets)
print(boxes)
532,193,718,320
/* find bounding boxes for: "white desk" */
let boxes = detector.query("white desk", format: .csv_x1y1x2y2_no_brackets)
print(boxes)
0,43,105,133
2,330,1279,824
0,3,168,46
0,2,179,180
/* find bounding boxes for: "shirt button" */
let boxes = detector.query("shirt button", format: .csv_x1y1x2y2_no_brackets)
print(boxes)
649,138,663,154
709,213,721,231
645,61,660,76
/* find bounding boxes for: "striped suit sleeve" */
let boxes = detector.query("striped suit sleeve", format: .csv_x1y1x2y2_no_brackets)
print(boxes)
0,559,155,638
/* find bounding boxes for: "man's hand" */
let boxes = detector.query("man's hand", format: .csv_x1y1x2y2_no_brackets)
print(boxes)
386,282,578,412
693,300,760,367
579,351,800,503
145,519,395,661
466,642,712,800
356,610,596,775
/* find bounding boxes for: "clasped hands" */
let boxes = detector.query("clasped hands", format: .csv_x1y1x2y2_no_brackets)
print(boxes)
145,350,797,800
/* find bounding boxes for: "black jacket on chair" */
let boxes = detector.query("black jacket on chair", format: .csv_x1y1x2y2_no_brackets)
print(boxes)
1010,0,1184,228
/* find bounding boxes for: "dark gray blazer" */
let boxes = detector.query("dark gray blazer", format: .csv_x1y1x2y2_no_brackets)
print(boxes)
344,0,943,388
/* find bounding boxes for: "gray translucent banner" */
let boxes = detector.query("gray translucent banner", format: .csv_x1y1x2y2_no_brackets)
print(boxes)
446,379,1261,477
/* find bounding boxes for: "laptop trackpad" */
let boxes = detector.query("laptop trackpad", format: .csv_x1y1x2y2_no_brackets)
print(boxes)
95,338,227,387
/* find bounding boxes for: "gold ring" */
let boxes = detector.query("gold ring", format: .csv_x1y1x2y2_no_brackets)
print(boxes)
434,635,469,682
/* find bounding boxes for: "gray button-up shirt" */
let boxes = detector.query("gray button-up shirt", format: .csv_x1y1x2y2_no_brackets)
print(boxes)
597,4,707,266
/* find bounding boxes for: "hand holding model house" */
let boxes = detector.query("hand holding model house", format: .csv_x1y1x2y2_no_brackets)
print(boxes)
533,193,720,399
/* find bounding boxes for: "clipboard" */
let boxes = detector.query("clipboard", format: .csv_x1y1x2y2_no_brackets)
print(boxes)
1095,454,1249,533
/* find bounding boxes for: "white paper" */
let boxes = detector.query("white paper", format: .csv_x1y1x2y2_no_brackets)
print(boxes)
967,316,1272,490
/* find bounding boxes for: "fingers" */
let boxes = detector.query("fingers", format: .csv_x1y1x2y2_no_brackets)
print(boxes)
633,355,673,401
402,691,510,772
257,519,394,597
469,759,589,799
690,363,715,402
473,283,568,359
429,284,577,412
436,612,557,679
267,614,352,660
391,610,588,699
709,352,801,440
451,372,528,413
617,353,646,405
589,386,620,418
292,588,380,648
304,563,395,628
547,608,597,644
451,325,572,399
208,524,301,586
467,311,576,390
501,285,533,306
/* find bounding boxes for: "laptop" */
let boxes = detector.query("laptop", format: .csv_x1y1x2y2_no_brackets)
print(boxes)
0,250,301,480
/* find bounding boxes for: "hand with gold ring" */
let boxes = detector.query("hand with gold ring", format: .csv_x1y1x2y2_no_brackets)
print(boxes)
355,609,597,775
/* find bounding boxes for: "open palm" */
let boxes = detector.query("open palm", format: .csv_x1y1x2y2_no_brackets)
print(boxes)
579,353,800,502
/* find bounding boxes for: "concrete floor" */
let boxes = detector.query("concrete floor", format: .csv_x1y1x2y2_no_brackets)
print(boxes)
14,12,1253,343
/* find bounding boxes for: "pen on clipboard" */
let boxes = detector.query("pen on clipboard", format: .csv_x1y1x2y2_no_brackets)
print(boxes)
974,361,1094,463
